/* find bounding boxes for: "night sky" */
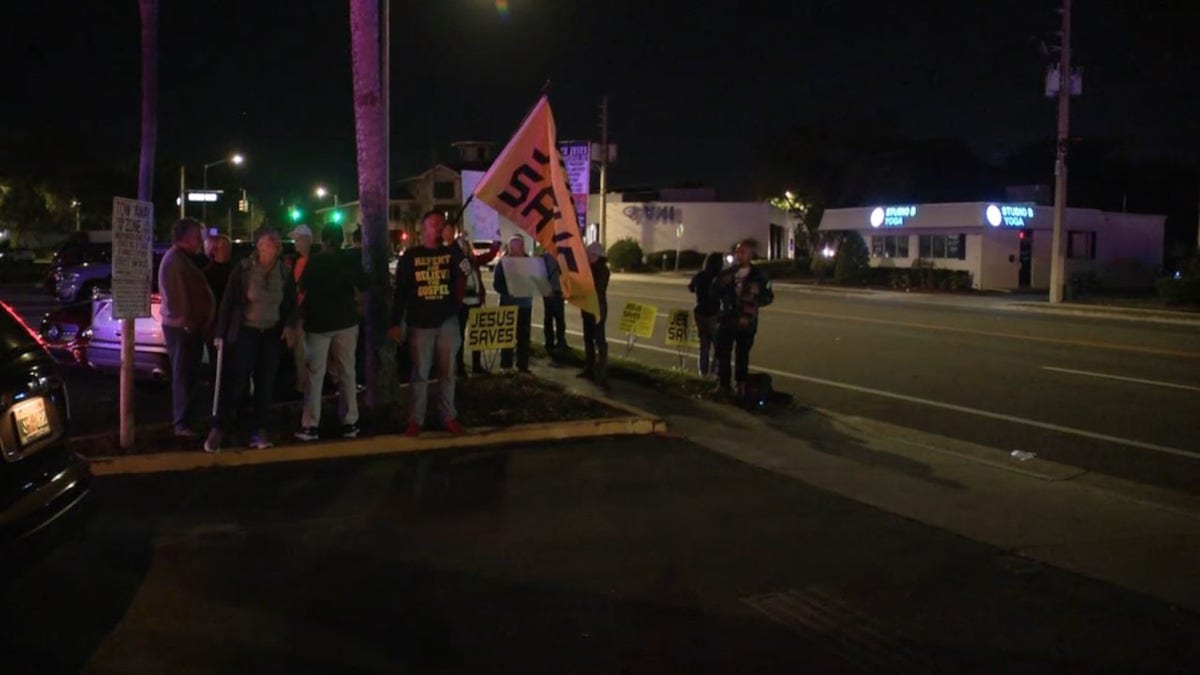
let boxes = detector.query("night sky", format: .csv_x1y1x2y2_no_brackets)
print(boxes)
3,0,1197,218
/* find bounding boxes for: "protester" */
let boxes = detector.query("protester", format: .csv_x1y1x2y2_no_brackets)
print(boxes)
295,224,367,441
289,225,315,394
688,252,724,378
205,226,299,452
578,242,610,386
159,218,216,438
541,251,569,354
442,222,500,376
389,211,470,437
201,234,234,383
711,239,774,400
493,235,533,373
202,234,233,305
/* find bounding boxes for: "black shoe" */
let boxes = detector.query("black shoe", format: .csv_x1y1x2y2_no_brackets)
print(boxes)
295,426,319,442
174,426,201,439
340,423,360,439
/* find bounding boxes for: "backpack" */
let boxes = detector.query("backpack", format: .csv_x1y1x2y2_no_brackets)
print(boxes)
742,373,773,410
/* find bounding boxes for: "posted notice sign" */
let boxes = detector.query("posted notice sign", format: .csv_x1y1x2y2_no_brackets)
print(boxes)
465,306,519,351
618,301,657,338
111,197,153,319
665,309,700,347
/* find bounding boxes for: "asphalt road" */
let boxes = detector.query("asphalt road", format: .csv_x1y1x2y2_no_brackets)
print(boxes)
528,274,1200,494
6,437,1199,673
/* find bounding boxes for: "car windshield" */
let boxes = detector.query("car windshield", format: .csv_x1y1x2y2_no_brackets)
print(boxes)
0,302,43,362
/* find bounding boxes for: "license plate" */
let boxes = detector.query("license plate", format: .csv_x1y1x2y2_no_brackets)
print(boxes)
13,397,52,446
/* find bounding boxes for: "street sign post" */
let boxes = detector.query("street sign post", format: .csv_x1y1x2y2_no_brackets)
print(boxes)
111,197,154,319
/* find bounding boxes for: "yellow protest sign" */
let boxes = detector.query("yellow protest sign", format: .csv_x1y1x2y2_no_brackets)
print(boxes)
619,301,657,338
465,306,518,351
665,309,699,347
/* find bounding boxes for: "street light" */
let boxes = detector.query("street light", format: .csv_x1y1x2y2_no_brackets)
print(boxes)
202,152,245,221
70,200,81,231
314,185,339,206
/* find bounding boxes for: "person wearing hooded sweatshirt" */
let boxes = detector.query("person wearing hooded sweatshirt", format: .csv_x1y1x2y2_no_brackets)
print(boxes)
577,242,610,386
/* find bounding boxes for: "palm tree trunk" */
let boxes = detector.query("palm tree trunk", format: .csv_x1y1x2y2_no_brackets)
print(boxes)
349,0,396,406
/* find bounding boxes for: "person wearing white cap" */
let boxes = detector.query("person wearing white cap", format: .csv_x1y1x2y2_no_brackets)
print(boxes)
578,241,610,386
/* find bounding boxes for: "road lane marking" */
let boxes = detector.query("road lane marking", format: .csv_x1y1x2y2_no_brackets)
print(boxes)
604,291,1200,359
541,323,1198,461
1042,366,1200,393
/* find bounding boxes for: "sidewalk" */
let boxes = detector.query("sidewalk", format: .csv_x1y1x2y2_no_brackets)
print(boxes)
534,361,1200,614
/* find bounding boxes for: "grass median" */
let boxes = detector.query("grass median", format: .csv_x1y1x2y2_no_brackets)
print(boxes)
68,374,627,458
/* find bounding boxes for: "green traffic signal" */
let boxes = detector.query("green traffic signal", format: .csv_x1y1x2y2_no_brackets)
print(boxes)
288,206,303,223
331,210,345,224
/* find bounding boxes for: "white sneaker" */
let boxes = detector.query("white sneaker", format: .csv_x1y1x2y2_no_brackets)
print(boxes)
203,429,222,454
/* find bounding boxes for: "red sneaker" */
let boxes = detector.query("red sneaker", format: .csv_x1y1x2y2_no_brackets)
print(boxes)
404,421,421,437
444,418,465,434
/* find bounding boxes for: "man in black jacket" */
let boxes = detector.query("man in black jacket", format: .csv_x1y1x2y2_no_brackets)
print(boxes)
712,239,774,400
295,224,368,440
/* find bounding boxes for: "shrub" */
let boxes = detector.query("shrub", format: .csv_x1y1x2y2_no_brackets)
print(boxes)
833,232,870,285
677,249,707,269
1157,276,1200,307
606,238,643,272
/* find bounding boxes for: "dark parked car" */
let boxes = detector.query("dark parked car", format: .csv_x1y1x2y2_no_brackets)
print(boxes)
0,300,90,540
44,242,111,298
38,301,93,367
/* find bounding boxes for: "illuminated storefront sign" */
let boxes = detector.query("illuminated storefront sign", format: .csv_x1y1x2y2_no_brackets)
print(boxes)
986,204,1035,227
870,205,917,228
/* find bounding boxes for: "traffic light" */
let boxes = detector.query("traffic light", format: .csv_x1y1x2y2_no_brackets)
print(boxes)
288,206,303,223
330,209,344,224
238,199,248,213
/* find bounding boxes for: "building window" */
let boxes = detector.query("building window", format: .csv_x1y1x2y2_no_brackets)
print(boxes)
1067,230,1096,260
433,181,456,200
870,235,910,258
918,234,966,260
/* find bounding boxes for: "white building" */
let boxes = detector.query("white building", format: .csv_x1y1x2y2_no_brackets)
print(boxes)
818,202,1165,290
586,193,791,260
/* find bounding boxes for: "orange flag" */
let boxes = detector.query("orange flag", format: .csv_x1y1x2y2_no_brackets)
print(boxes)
472,96,600,318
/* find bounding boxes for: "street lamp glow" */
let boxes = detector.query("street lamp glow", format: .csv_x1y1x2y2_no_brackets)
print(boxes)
231,153,245,165
315,186,328,199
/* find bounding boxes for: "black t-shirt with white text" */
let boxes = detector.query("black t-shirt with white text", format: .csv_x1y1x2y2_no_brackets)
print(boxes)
391,244,469,328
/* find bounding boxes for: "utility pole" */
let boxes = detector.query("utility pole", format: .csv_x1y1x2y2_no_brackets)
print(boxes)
178,165,186,218
598,95,608,246
1048,0,1072,303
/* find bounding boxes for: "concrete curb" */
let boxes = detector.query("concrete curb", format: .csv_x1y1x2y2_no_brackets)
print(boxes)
87,414,666,476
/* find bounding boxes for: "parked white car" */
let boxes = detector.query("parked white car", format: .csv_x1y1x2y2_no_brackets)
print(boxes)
86,292,172,381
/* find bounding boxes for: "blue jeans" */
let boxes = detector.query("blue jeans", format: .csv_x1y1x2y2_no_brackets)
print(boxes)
542,296,566,349
408,316,461,426
213,326,283,434
164,325,204,430
694,311,718,377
